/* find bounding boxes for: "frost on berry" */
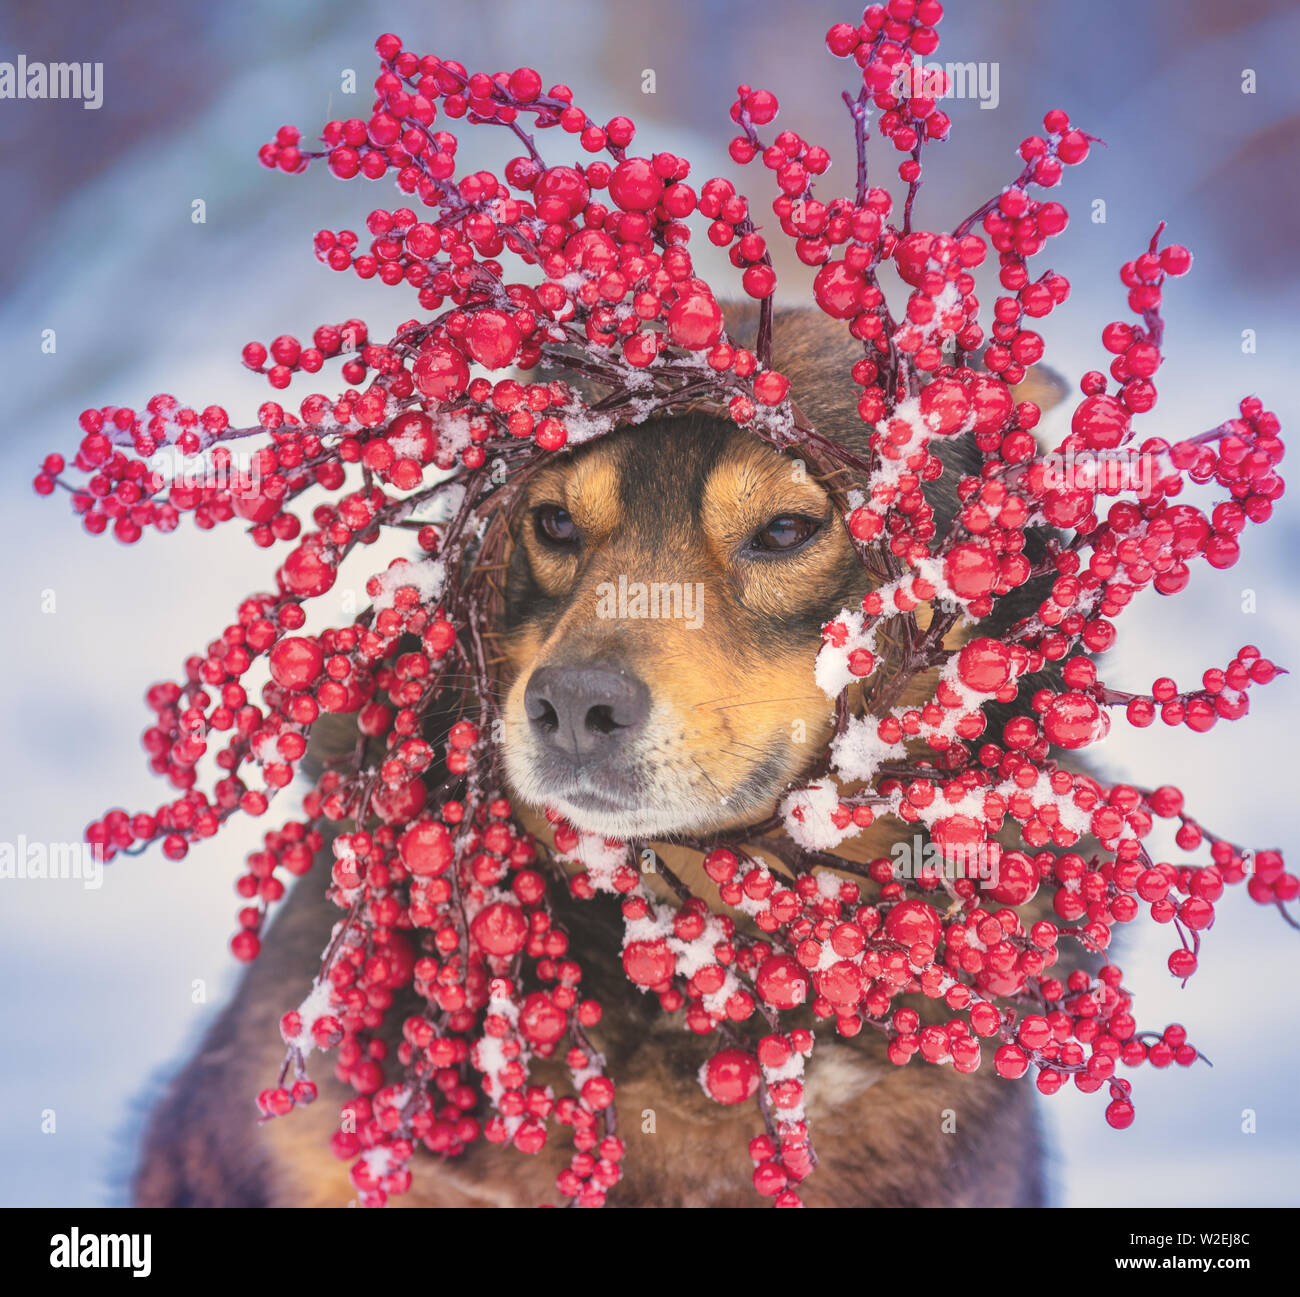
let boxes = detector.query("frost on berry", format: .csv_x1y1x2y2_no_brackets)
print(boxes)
42,6,1291,1209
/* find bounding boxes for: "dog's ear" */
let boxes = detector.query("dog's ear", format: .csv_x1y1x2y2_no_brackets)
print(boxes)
723,302,874,459
724,301,1070,432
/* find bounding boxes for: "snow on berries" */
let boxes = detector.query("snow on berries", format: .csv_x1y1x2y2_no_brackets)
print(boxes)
38,2,1292,1209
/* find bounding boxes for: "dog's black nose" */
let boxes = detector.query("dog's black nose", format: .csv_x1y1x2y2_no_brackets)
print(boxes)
524,663,651,763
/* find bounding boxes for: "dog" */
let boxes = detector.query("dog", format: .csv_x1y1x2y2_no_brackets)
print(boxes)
135,308,1068,1207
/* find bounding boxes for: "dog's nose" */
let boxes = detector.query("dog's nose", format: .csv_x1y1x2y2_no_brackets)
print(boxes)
524,663,651,763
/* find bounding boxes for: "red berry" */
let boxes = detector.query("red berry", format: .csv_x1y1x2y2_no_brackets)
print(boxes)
884,899,942,948
666,293,724,350
755,954,811,1009
397,821,453,877
268,636,324,690
413,341,470,399
623,939,676,987
1042,692,1108,749
608,157,663,211
703,1050,761,1105
464,310,521,370
470,902,528,957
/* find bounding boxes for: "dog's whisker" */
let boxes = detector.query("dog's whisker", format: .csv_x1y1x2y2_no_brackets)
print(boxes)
687,690,750,709
716,739,776,759
687,756,727,802
717,748,774,764
702,695,819,712
409,673,510,695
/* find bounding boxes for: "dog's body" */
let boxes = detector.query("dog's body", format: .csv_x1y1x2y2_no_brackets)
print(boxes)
136,310,1065,1208
136,857,1044,1207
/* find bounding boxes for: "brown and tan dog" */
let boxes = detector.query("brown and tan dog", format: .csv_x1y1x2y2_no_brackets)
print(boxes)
136,309,1067,1208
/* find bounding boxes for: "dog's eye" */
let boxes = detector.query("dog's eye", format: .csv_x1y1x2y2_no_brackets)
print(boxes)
534,504,578,547
747,514,822,554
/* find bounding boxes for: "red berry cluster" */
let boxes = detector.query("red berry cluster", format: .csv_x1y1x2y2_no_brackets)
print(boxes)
39,2,1291,1208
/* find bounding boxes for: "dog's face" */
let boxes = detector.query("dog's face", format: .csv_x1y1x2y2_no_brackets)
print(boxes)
500,416,869,839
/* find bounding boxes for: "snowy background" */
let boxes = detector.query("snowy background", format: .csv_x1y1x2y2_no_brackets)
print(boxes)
1,0,1297,1207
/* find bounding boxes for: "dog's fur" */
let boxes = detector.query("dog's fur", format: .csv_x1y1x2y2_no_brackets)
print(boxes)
135,310,1066,1207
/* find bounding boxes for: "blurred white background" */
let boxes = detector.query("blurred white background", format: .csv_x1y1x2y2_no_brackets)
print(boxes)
0,0,1296,1206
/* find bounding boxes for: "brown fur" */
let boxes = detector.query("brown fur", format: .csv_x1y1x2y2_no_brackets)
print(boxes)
135,309,1065,1208
137,874,1043,1207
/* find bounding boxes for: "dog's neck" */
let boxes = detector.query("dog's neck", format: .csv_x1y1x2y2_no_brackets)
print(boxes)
515,791,900,918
